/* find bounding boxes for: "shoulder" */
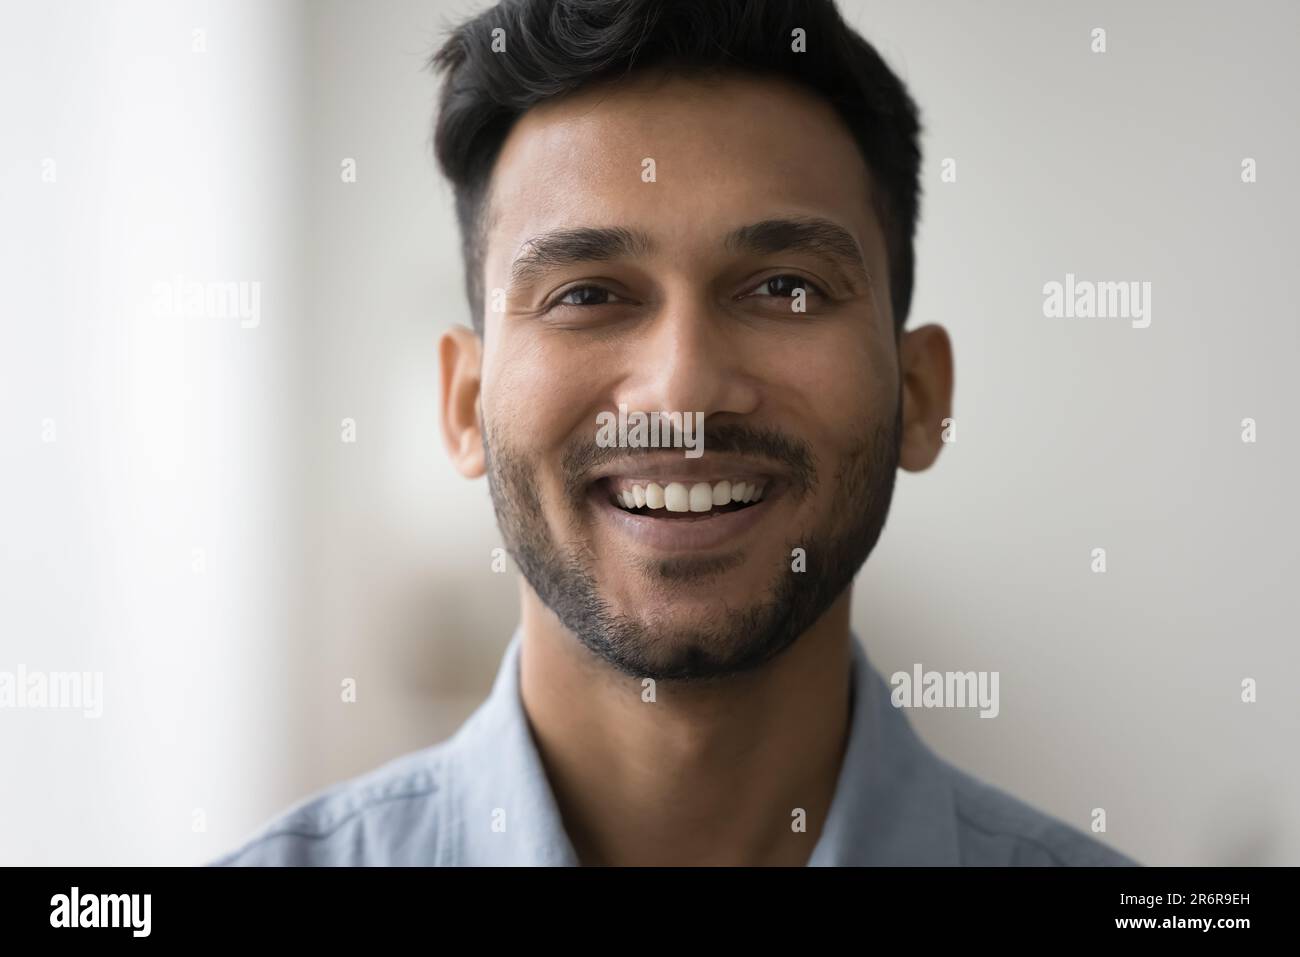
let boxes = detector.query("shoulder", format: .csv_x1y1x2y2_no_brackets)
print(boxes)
942,760,1138,866
208,742,454,867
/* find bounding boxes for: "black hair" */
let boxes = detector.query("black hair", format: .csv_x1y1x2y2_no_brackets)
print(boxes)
428,0,922,333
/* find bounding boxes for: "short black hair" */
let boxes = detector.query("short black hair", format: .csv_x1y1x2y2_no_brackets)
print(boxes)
429,0,922,334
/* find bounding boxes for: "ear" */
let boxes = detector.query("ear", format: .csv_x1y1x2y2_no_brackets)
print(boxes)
897,324,954,472
439,325,486,478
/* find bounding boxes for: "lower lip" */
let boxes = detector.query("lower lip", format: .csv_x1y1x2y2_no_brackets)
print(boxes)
589,485,777,552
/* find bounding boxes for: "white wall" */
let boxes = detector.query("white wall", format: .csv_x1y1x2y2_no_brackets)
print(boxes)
0,0,311,865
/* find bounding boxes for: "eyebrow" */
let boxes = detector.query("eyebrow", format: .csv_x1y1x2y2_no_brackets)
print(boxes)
725,217,872,287
508,216,871,290
509,226,653,289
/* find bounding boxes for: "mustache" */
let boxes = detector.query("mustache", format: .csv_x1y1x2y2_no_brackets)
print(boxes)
561,423,817,501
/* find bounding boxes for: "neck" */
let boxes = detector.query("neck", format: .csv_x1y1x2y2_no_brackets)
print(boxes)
517,588,854,866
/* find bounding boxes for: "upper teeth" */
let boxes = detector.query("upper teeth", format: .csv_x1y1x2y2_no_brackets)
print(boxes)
613,480,767,513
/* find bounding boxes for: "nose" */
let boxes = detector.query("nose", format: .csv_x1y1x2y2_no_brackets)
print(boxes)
615,289,761,423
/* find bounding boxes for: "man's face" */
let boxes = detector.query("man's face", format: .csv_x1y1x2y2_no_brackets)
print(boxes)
472,71,904,681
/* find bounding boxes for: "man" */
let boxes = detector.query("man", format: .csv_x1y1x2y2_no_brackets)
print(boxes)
215,0,1136,866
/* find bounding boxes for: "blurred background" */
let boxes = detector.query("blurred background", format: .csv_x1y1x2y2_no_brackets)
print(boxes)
1,0,1296,866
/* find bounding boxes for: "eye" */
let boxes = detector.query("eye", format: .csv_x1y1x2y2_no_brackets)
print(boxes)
549,284,627,308
742,274,828,302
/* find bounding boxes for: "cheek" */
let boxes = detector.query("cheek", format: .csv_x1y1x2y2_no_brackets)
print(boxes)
770,327,896,451
483,333,603,454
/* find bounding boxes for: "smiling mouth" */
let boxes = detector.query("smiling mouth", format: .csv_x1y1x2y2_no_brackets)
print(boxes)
604,478,769,517
584,471,782,552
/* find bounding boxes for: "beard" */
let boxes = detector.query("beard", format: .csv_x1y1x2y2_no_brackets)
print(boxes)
482,400,902,683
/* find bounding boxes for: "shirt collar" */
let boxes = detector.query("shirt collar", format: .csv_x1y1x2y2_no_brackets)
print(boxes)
443,629,960,865
442,630,579,865
805,634,961,865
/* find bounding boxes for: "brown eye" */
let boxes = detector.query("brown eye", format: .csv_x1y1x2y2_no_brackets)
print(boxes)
554,285,623,307
746,274,827,300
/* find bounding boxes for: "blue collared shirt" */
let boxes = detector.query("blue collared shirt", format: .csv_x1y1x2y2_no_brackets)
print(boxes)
212,632,1138,866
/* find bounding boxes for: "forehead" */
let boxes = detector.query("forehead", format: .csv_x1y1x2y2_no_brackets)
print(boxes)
483,70,881,272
